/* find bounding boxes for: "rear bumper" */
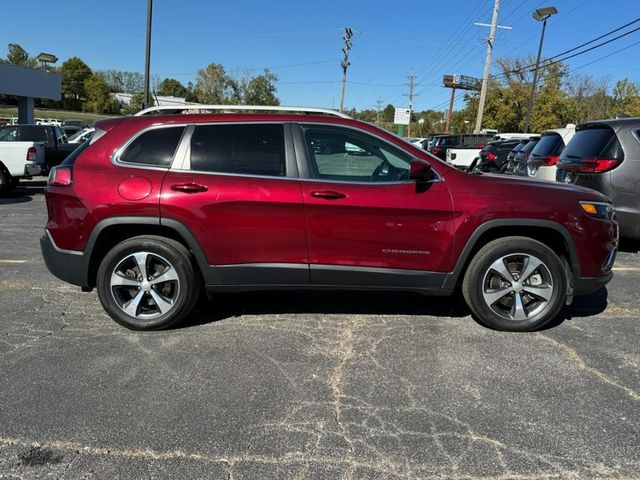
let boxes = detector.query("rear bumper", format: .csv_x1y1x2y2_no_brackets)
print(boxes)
40,231,90,288
574,271,613,295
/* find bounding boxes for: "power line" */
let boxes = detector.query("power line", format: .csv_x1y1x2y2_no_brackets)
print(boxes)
497,20,640,79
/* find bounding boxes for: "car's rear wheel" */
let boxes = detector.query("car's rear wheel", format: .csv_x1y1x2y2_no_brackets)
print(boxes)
97,236,200,330
462,237,567,331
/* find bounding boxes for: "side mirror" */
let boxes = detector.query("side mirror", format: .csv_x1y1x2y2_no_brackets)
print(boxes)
409,160,432,183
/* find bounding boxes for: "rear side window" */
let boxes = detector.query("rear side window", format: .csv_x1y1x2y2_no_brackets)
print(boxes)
560,127,623,160
119,127,185,166
0,126,18,141
531,134,563,156
190,124,285,177
21,126,49,143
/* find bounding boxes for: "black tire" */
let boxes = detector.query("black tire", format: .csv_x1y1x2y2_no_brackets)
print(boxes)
0,167,12,194
96,235,201,330
462,237,567,332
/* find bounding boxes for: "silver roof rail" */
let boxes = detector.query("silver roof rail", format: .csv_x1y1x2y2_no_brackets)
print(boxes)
133,104,351,119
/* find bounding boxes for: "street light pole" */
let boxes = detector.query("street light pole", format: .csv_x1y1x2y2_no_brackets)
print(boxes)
143,0,153,109
524,6,557,133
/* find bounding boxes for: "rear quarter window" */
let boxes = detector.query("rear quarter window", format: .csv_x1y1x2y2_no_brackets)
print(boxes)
119,126,185,167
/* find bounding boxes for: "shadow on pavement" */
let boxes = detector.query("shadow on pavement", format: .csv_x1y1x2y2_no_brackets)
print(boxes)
181,290,471,329
180,287,610,330
618,238,640,253
0,180,46,205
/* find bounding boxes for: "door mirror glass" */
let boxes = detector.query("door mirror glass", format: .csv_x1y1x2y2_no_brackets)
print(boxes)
409,160,432,182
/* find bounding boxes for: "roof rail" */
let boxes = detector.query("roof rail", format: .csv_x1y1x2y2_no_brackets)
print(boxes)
133,104,351,119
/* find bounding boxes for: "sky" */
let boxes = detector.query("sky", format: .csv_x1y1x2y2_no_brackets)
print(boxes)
3,0,640,113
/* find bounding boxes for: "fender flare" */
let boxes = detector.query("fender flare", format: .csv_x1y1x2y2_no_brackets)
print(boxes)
442,219,580,290
84,216,219,284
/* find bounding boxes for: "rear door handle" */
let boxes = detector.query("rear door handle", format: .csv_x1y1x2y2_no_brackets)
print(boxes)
170,183,208,194
310,190,347,200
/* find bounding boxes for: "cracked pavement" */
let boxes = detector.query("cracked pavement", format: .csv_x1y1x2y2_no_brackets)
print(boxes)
0,180,639,479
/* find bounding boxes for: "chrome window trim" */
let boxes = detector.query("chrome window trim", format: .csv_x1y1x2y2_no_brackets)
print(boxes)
296,121,444,185
111,124,189,171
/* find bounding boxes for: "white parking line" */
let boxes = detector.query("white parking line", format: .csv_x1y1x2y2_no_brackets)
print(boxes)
612,267,640,272
0,260,28,264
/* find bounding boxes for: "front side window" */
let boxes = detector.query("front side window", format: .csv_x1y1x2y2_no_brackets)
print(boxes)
119,126,185,167
303,126,411,182
190,124,285,177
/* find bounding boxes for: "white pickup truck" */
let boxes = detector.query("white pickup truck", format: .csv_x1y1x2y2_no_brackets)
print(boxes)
445,147,481,170
0,141,45,193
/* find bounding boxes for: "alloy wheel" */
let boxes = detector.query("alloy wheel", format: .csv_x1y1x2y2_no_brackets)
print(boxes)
481,253,554,321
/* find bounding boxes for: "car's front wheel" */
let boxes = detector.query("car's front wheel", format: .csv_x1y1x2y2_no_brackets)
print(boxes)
462,237,567,331
96,236,201,330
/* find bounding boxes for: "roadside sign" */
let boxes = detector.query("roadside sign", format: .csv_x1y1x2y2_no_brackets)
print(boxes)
394,108,411,125
442,74,481,91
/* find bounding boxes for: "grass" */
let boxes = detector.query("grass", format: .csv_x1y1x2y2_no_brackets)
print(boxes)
0,106,115,124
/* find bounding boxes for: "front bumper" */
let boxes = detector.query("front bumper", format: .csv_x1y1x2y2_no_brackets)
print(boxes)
40,231,90,288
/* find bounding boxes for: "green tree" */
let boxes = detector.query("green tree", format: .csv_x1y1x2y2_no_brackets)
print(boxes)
529,62,572,132
84,74,119,114
612,78,640,116
121,92,150,115
157,78,188,98
194,63,240,104
381,104,395,122
5,43,37,68
60,57,93,110
241,70,279,105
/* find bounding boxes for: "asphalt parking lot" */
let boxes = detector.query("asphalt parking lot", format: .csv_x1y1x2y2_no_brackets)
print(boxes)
0,179,639,479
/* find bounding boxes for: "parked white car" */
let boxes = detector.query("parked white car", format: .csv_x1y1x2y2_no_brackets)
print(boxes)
446,147,481,169
527,124,576,181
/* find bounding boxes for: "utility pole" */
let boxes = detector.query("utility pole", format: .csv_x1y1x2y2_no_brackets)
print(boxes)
375,97,384,124
403,71,418,137
339,27,353,113
143,0,153,109
474,0,501,133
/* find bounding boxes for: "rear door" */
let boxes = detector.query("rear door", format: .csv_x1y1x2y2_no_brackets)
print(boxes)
160,122,308,286
296,123,454,288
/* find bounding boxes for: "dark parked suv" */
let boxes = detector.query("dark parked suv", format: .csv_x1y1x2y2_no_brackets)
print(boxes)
41,106,617,332
556,117,640,240
473,139,521,173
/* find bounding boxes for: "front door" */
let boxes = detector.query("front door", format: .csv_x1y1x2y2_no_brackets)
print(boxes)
296,124,454,288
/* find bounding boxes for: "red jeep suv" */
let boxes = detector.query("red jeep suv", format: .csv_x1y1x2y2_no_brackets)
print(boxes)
41,106,617,332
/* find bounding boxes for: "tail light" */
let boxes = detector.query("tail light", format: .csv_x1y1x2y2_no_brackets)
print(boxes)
530,155,558,167
558,157,621,173
486,152,497,162
26,147,37,162
47,166,73,186
432,147,442,155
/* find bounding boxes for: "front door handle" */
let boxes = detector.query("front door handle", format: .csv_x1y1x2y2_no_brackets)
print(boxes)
171,183,208,194
310,190,347,200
